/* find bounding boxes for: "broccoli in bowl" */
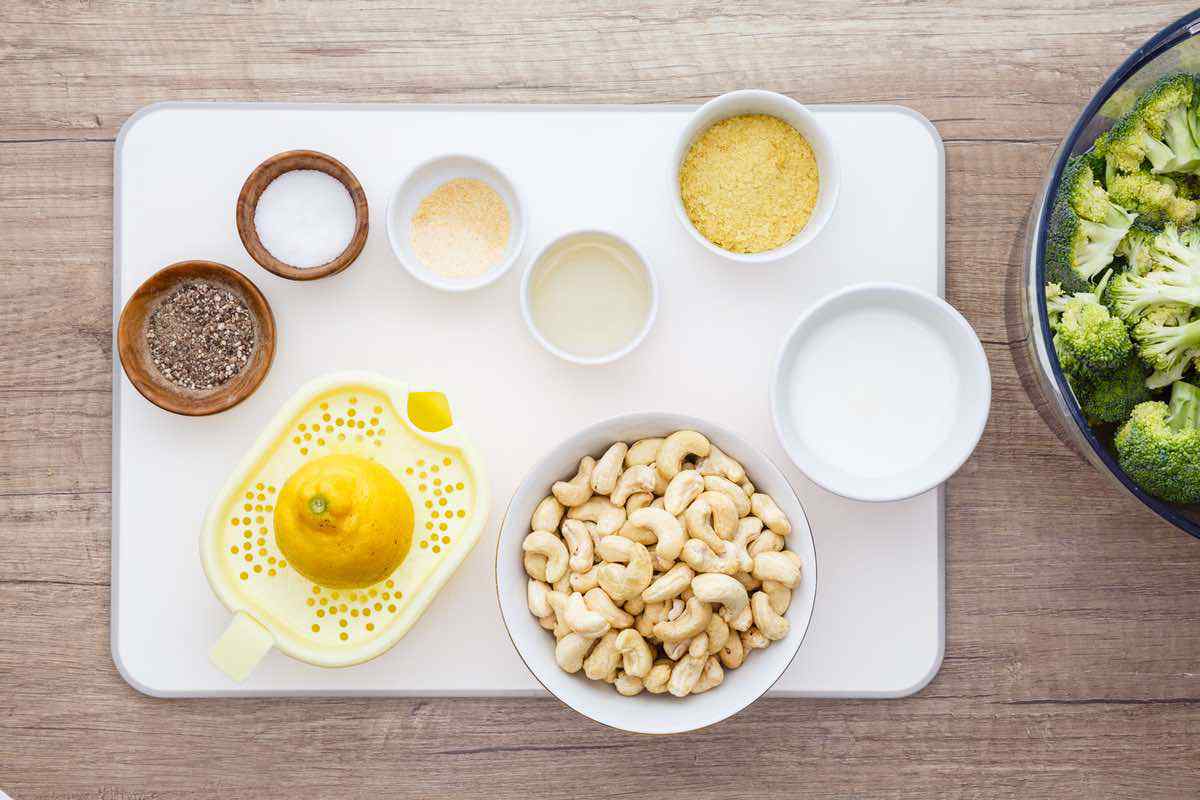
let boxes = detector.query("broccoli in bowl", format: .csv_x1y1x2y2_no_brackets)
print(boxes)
1043,72,1200,507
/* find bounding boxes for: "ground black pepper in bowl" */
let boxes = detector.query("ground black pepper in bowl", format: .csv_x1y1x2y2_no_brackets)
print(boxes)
146,281,256,391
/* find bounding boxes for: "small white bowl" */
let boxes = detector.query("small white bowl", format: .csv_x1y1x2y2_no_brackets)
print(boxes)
495,412,818,735
770,283,991,503
386,154,527,291
520,230,659,365
671,89,841,264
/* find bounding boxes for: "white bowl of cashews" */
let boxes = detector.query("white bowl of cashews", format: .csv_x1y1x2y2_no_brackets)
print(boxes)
495,412,817,734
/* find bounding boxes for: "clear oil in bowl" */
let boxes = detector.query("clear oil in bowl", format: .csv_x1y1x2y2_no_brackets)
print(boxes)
527,232,652,360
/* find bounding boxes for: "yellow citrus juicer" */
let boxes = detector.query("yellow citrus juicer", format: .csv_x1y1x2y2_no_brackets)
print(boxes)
200,371,489,680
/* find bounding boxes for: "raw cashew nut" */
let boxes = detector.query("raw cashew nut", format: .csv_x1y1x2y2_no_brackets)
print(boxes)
560,519,594,574
583,631,621,681
751,590,790,641
680,538,739,575
544,591,571,638
733,571,762,593
615,628,654,678
570,564,600,593
538,613,557,632
555,633,595,673
696,445,746,484
728,603,753,632
662,637,690,660
644,659,672,693
527,579,552,618
531,496,565,533
642,563,695,603
624,507,686,565
636,601,666,638
559,591,610,638
719,628,745,669
595,535,653,602
624,596,645,615
663,470,704,516
751,493,792,536
692,656,725,694
656,430,711,480
727,518,756,574
748,530,784,557
667,598,685,620
551,572,571,594
668,653,706,697
611,464,658,506
653,596,713,642
705,614,730,655
591,442,628,495
703,475,751,518
625,492,653,514
691,572,750,618
625,438,664,467
553,457,596,508
762,580,792,614
585,587,634,629
740,478,755,497
683,495,737,553
614,671,644,696
752,551,802,588
568,496,627,536
741,627,769,650
688,633,709,658
523,552,548,582
522,531,569,583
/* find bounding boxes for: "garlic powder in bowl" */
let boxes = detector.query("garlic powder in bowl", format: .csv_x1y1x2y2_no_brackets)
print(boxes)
387,154,528,292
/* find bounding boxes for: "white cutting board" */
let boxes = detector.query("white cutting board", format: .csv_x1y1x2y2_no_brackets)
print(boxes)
112,102,945,697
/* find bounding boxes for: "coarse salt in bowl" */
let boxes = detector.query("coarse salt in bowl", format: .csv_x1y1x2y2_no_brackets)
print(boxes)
671,89,841,264
387,154,528,292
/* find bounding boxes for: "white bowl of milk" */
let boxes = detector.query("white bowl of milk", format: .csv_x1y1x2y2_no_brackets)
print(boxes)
771,283,991,502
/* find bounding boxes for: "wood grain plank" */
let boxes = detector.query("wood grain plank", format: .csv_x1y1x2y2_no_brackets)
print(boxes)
5,0,1200,797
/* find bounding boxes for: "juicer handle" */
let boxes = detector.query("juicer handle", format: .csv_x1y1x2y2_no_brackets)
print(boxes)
209,611,275,681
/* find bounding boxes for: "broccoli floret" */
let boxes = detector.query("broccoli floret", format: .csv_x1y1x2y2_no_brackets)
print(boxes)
1101,74,1200,174
1114,380,1200,503
1075,355,1152,424
1109,270,1200,322
1045,157,1137,292
1132,312,1200,376
1107,171,1199,226
1045,282,1067,329
1147,221,1200,279
1115,221,1161,276
1053,287,1134,375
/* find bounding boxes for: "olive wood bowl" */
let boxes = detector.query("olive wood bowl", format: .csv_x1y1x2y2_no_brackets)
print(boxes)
117,260,276,416
236,149,369,281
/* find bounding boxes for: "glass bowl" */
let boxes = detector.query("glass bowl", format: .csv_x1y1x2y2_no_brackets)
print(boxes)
1018,9,1200,538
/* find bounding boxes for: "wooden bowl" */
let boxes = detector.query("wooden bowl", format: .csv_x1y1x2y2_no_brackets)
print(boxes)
235,149,369,281
117,261,276,416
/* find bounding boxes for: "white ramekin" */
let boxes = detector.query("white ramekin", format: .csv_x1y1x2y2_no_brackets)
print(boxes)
387,154,528,292
671,89,841,264
770,282,991,502
495,411,818,734
519,229,659,366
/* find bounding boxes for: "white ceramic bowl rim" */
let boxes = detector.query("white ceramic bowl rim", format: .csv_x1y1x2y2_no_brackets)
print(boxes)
519,229,660,366
671,89,841,264
386,153,528,292
495,411,818,734
770,281,991,503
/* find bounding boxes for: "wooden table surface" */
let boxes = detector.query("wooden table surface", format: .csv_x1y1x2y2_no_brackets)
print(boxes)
4,1,1200,797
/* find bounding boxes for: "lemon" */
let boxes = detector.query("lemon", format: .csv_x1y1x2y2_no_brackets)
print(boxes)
274,454,413,589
